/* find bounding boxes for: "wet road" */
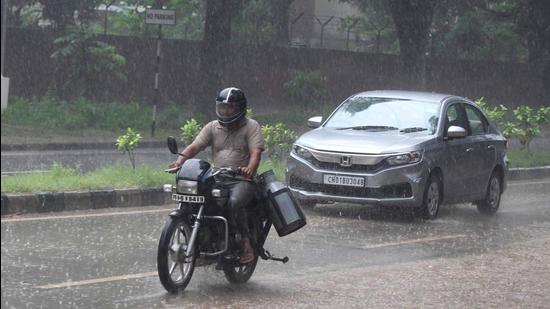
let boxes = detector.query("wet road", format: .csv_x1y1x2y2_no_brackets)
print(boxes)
2,178,550,308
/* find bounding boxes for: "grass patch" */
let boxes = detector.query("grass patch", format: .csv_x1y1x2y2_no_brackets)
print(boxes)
507,150,550,168
0,96,195,132
1,164,173,193
1,160,287,193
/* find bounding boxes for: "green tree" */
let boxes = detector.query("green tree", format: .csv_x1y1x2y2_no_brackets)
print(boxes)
51,26,127,99
37,0,101,34
343,0,436,89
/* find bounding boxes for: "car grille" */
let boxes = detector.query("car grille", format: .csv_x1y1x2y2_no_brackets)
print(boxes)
289,176,412,199
310,157,388,174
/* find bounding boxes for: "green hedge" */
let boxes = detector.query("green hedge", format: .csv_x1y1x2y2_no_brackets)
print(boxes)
1,97,188,131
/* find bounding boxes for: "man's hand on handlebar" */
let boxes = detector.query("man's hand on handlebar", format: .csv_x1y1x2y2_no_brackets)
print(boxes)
165,160,182,173
239,166,253,180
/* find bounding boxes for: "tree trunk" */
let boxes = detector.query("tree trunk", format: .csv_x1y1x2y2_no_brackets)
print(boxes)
271,0,294,46
195,0,232,120
388,0,436,90
518,0,550,101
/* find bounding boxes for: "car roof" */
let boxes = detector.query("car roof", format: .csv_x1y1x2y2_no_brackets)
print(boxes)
353,90,460,103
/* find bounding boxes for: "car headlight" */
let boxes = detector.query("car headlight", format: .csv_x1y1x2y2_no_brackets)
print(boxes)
292,144,314,160
386,151,423,166
177,180,198,195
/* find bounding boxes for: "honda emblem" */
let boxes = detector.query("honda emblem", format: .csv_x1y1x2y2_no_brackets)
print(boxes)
340,156,352,167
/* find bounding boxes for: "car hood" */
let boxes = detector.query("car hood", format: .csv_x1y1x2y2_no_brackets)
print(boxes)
296,127,435,154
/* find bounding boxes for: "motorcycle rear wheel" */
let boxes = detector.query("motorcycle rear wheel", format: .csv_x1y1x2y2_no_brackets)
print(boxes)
157,217,196,293
223,258,258,284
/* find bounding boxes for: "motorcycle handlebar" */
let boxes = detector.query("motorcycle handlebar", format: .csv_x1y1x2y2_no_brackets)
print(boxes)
212,166,241,177
164,166,241,176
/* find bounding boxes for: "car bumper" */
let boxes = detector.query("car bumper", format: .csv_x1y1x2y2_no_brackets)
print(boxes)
286,153,428,207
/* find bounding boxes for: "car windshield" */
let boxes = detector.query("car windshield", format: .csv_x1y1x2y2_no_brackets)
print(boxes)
324,96,441,134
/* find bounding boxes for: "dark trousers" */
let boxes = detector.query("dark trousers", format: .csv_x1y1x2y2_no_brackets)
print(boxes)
224,179,256,238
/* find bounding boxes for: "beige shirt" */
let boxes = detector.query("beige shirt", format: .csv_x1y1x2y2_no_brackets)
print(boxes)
193,118,264,168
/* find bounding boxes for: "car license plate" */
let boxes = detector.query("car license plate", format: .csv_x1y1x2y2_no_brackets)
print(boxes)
172,194,205,203
323,174,365,187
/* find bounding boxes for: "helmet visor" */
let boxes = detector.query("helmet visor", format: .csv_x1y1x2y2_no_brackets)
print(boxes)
216,101,239,118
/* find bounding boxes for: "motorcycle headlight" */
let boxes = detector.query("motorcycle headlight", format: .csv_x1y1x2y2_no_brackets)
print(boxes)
386,151,423,166
176,180,198,195
292,144,314,160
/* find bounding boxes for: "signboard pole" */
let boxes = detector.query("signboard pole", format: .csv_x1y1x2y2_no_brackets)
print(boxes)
151,23,162,138
145,4,175,137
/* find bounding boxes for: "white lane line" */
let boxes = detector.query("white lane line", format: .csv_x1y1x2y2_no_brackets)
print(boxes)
363,234,466,249
35,272,158,290
508,180,550,186
1,208,172,223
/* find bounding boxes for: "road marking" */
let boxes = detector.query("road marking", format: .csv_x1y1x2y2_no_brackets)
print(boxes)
508,180,550,186
1,208,172,223
35,272,157,290
362,234,466,249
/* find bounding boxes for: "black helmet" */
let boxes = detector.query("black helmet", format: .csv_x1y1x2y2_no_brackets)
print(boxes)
216,87,247,126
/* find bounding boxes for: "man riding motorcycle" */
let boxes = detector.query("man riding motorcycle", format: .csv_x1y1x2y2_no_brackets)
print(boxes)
168,87,264,264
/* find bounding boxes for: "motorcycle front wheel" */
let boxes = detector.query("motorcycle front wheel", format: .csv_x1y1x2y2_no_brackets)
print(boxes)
157,217,196,293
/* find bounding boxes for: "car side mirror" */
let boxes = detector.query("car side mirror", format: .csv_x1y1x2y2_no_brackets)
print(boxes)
307,116,323,128
447,126,467,139
167,136,179,154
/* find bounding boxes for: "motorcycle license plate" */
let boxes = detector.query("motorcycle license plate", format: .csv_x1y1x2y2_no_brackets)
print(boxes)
323,174,365,187
172,194,205,203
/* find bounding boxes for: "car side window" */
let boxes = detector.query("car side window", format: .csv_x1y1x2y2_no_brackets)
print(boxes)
464,104,488,135
444,103,467,133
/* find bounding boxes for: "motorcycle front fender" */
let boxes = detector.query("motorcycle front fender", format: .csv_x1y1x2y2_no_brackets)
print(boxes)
169,209,185,218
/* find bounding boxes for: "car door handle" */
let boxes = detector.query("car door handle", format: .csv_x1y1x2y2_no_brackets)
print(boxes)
466,147,474,152
487,145,495,150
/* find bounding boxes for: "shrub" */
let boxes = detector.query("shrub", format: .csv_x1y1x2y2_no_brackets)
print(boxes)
509,106,550,151
180,118,203,145
116,128,143,170
261,123,298,162
284,70,328,109
475,98,550,151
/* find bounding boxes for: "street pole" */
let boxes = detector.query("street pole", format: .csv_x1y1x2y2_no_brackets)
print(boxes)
1,0,8,76
151,23,162,138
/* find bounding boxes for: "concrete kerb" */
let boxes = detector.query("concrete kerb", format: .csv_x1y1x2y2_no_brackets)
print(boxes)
1,166,549,216
508,166,550,181
1,188,172,216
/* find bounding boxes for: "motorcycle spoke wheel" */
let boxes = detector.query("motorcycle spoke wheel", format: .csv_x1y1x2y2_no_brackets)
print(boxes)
158,218,196,293
223,257,258,284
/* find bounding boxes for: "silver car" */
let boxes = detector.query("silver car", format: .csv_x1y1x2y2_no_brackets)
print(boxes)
286,90,508,219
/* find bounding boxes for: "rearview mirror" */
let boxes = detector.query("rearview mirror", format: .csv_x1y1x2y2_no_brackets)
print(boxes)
167,136,179,154
307,116,323,128
447,126,467,139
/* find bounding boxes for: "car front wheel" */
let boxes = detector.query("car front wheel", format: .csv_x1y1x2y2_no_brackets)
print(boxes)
418,175,441,220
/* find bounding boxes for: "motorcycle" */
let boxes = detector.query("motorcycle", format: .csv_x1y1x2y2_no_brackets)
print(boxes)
157,136,306,293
